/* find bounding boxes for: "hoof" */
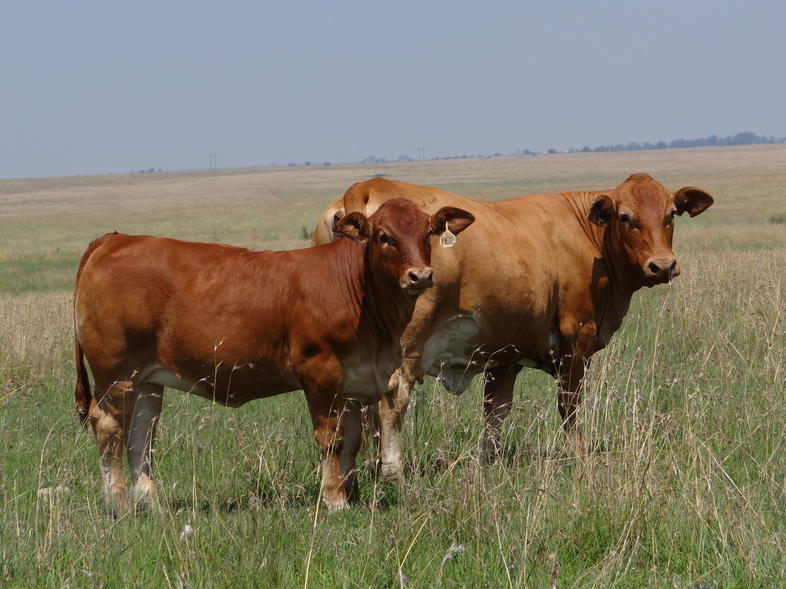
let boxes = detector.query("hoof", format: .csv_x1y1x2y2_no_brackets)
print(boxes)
378,461,403,480
324,498,350,512
131,476,161,513
105,494,132,518
563,434,587,457
479,440,502,464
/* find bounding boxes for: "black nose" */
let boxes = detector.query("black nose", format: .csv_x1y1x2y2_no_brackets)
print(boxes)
407,268,434,289
645,257,678,279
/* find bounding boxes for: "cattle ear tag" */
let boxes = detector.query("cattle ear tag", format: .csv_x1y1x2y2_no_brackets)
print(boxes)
439,223,456,248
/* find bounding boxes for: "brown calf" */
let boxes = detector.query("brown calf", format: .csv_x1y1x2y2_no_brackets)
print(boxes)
74,198,474,512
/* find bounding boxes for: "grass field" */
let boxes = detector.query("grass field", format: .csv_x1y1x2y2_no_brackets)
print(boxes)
1,145,785,587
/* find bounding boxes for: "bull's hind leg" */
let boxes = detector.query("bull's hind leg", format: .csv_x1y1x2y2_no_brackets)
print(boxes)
89,378,136,515
126,383,163,508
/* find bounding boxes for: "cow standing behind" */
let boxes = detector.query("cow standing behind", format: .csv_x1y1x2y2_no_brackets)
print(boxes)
312,175,713,476
74,198,474,513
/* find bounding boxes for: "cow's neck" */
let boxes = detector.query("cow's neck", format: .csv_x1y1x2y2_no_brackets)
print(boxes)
568,191,639,344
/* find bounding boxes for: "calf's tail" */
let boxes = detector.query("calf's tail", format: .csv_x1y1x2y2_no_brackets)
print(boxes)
74,340,91,426
73,235,111,426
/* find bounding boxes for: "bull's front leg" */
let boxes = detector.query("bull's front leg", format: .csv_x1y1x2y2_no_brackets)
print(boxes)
376,297,435,479
556,350,589,456
480,364,519,463
376,363,419,479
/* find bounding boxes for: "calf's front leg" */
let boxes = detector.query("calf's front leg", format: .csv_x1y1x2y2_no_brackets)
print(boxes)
299,354,358,510
304,386,356,510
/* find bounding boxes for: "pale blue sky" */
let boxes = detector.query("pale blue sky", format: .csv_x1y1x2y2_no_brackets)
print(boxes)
2,1,785,178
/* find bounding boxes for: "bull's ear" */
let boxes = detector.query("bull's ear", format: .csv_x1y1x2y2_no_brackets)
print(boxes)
335,211,372,242
430,207,475,236
330,208,346,240
589,194,615,226
674,187,713,217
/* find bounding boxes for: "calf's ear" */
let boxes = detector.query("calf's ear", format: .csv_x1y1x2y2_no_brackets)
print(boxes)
674,187,713,217
335,212,373,242
430,207,475,236
589,194,615,226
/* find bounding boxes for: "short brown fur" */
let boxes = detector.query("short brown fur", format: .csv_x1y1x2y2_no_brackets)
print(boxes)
74,198,474,512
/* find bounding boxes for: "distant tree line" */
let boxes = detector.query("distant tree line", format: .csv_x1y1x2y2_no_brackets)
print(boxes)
340,131,786,168
566,131,786,154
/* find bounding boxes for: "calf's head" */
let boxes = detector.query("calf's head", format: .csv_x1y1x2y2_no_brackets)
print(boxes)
334,198,475,296
589,173,713,287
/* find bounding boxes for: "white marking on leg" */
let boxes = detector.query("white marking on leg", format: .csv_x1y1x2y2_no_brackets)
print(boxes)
378,379,410,478
100,459,113,506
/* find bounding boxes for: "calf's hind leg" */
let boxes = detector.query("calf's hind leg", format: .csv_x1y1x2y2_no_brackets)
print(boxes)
126,383,163,508
89,378,136,515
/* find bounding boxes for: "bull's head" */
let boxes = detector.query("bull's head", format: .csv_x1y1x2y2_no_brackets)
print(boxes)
334,198,475,296
589,173,713,288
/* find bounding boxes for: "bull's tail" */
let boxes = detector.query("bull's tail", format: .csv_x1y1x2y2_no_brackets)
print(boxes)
74,339,91,426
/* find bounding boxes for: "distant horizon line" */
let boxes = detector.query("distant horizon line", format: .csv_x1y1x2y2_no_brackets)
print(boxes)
3,130,785,181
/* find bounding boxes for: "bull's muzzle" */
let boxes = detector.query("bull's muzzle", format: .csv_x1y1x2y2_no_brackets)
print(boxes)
643,256,680,283
404,267,434,295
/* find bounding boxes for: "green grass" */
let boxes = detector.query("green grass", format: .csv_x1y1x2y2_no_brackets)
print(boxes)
769,212,786,224
1,146,785,586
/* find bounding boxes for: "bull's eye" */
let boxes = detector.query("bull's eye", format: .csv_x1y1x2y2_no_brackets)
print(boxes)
379,232,393,246
665,210,676,226
619,212,632,226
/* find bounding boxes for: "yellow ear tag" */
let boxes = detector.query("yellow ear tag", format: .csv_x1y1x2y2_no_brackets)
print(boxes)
439,223,456,248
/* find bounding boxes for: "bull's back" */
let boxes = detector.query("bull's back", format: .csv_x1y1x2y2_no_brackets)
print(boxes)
311,178,467,246
314,180,593,371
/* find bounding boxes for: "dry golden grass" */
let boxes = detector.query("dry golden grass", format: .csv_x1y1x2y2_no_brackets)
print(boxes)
0,144,784,587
